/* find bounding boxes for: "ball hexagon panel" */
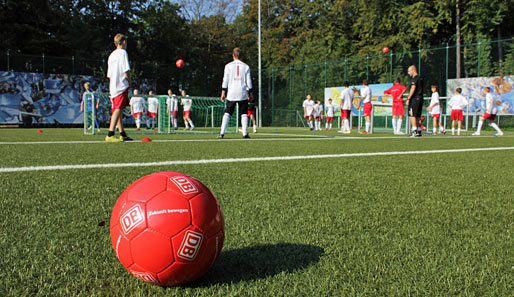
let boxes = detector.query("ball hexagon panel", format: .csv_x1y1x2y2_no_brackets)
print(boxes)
146,191,191,238
127,173,167,203
130,229,174,273
190,193,224,238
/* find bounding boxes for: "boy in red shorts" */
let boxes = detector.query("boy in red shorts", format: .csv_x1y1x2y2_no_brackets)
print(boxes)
472,87,503,136
359,80,372,134
448,88,468,136
384,78,407,135
106,33,132,142
426,85,446,135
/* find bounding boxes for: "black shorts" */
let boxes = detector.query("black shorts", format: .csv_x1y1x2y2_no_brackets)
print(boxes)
225,100,248,116
408,98,423,118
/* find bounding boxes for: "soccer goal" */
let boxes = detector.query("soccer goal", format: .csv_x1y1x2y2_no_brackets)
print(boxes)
83,93,238,135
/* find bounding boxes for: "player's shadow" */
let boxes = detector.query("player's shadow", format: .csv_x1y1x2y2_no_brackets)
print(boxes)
189,243,324,287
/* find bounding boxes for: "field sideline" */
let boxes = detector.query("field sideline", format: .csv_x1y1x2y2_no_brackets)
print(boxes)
1,128,513,296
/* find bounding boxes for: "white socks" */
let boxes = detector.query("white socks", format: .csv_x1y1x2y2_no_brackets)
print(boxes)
189,120,195,129
241,114,248,136
136,118,140,129
308,121,313,129
396,119,402,134
173,118,178,129
392,118,397,133
343,119,349,131
476,120,484,133
491,123,502,134
220,113,230,135
365,122,370,132
253,124,257,133
185,121,189,129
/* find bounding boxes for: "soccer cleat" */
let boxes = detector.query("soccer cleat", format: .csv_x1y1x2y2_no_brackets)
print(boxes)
184,128,189,131
243,134,251,139
492,133,503,137
409,131,417,138
472,132,480,136
105,136,122,142
343,130,351,134
217,134,224,139
190,127,195,131
441,130,446,135
359,131,368,134
121,136,133,141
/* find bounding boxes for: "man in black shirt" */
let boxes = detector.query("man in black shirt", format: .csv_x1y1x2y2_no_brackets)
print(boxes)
407,65,424,137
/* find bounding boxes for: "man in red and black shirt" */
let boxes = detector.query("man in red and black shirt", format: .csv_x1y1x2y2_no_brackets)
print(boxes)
384,78,407,135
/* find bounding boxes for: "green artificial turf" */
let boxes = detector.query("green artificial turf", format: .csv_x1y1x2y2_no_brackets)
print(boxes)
1,128,513,296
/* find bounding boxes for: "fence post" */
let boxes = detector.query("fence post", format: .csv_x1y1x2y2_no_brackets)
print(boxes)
444,42,450,96
344,56,347,81
477,40,482,77
289,65,293,127
304,64,308,97
72,56,75,75
324,61,327,89
271,68,275,127
7,49,10,71
42,53,45,73
389,50,393,83
418,47,421,74
366,54,369,81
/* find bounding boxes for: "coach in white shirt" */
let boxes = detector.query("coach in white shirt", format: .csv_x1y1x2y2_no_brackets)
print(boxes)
219,48,253,139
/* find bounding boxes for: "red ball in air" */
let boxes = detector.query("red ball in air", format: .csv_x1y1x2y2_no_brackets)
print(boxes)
176,59,184,68
382,47,389,54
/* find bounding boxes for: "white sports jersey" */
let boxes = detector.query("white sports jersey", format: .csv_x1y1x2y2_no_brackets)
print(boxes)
147,97,159,113
222,60,252,101
448,94,468,110
360,86,371,103
166,96,178,112
130,96,145,113
485,93,497,114
303,99,315,116
325,103,335,117
429,92,441,115
107,48,130,98
313,104,323,117
182,98,192,111
340,87,354,110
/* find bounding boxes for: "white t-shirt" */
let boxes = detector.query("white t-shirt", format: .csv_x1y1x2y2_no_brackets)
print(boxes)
341,87,354,110
360,86,371,103
429,92,441,115
147,97,159,113
325,103,335,117
313,104,323,117
107,48,130,98
222,60,252,101
448,94,468,110
485,93,497,114
130,96,145,113
167,96,178,113
182,98,192,111
303,99,315,116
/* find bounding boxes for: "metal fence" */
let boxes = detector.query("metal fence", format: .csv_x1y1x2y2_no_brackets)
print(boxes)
3,37,514,127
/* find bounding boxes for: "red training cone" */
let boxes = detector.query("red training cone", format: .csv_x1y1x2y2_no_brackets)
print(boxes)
37,130,43,133
141,137,152,142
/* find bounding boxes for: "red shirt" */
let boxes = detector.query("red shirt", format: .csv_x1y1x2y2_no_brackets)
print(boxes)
384,83,407,102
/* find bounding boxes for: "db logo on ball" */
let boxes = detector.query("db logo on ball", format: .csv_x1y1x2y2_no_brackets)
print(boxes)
171,176,199,194
131,271,158,284
120,205,145,234
178,230,203,261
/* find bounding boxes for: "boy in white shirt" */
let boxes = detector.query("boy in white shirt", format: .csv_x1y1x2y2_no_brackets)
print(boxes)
130,89,145,131
472,87,503,136
146,90,159,130
359,80,372,134
325,98,335,131
448,88,468,136
166,89,178,130
303,94,315,131
312,100,323,131
338,81,353,134
181,89,195,130
426,85,446,135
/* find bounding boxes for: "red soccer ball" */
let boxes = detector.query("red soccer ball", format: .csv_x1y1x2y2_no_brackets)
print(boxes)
176,59,184,68
382,46,389,54
110,172,225,286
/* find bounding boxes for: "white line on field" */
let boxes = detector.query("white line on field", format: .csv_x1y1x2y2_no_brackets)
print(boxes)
0,134,509,145
1,146,513,173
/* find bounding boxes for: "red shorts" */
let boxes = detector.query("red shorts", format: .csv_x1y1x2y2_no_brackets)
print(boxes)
341,109,351,119
451,110,463,121
363,102,372,117
183,111,191,117
305,115,313,120
431,114,440,118
111,89,129,112
248,110,255,116
392,102,404,116
326,116,334,121
132,112,142,118
315,116,322,120
483,113,496,121
147,112,157,119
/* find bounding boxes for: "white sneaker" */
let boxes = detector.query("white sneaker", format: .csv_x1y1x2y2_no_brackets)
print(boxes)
472,132,480,136
492,133,503,137
337,130,344,133
398,131,405,135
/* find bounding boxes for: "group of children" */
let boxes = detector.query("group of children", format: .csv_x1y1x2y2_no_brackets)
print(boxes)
302,81,504,137
129,89,195,131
